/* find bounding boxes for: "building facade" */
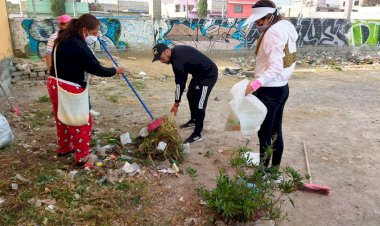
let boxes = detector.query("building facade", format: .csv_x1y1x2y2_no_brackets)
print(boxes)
227,0,257,18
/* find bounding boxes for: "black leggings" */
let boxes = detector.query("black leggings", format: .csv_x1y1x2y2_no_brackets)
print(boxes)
255,84,289,167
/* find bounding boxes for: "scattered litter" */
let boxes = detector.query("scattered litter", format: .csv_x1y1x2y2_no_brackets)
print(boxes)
97,178,106,185
214,96,220,101
356,155,363,159
139,71,146,77
184,217,198,226
33,198,56,208
11,183,18,190
80,205,93,213
322,157,328,161
0,197,5,206
45,204,55,211
15,173,30,183
179,196,184,202
156,141,167,151
56,169,66,176
99,144,117,156
172,163,179,173
120,132,132,146
223,67,242,76
43,217,48,225
74,193,80,199
244,152,260,165
127,57,137,61
120,154,133,161
200,200,207,205
68,170,78,179
139,127,149,137
110,154,117,159
100,81,107,84
157,168,177,174
218,149,224,153
181,143,191,154
96,162,103,167
121,162,140,174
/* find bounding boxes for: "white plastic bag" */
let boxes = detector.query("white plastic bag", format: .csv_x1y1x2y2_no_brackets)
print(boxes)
0,113,14,148
225,79,267,137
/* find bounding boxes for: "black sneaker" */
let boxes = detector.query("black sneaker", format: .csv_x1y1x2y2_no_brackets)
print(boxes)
184,133,203,144
180,119,196,129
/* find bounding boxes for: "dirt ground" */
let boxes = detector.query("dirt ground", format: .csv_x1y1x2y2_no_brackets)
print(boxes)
1,52,380,226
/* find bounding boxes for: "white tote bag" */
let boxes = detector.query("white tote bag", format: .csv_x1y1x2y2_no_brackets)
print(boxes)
0,113,14,148
225,79,267,137
54,47,89,126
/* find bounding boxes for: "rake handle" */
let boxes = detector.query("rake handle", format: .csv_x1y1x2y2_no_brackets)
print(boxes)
0,83,14,107
98,38,154,120
303,140,313,184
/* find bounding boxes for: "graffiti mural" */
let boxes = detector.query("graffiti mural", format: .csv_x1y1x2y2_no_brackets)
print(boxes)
157,18,357,50
291,18,351,47
351,20,380,46
21,19,56,57
21,18,127,58
12,17,380,56
98,18,127,50
154,18,259,50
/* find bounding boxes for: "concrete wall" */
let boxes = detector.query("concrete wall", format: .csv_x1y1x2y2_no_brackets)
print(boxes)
0,0,14,96
8,17,380,58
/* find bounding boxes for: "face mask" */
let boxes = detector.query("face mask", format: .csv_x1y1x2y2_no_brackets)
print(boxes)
85,35,98,45
257,24,270,32
256,14,275,33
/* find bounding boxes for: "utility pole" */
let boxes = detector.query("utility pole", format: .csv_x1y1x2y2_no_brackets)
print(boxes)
345,0,354,20
288,0,292,17
19,0,23,17
186,0,189,18
32,0,36,18
117,0,120,16
72,0,77,17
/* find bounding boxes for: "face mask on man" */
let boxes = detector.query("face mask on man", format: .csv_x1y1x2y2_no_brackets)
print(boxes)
85,35,98,45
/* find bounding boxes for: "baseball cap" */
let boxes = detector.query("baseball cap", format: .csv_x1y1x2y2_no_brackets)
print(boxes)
58,15,72,24
152,43,169,62
242,7,276,26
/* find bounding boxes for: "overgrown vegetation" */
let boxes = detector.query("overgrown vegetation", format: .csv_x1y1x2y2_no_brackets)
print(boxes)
186,166,198,180
131,81,146,90
330,63,343,71
135,116,184,164
107,94,119,103
50,0,65,17
38,95,50,103
197,145,303,223
198,0,208,18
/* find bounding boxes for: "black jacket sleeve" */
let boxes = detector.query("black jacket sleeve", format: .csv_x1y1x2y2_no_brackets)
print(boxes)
78,42,116,77
173,64,188,103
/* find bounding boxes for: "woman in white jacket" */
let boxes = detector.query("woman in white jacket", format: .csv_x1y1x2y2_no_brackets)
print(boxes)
244,0,298,168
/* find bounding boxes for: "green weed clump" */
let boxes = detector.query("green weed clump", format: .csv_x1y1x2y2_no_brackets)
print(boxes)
135,116,184,164
197,145,303,223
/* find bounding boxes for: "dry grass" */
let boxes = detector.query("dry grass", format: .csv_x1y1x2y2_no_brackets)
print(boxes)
135,115,184,164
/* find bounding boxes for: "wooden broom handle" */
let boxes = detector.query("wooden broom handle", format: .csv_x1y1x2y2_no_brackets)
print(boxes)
303,140,313,183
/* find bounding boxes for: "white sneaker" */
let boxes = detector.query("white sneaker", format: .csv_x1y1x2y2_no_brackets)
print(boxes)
90,109,100,117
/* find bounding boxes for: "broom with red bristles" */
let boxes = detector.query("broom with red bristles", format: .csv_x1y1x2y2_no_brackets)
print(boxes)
0,83,21,117
300,140,331,195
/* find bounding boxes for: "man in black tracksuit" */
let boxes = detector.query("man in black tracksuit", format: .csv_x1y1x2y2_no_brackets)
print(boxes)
152,43,218,144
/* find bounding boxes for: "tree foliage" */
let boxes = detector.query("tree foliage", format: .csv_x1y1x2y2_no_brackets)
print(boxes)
362,0,380,6
198,0,208,18
51,0,65,17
